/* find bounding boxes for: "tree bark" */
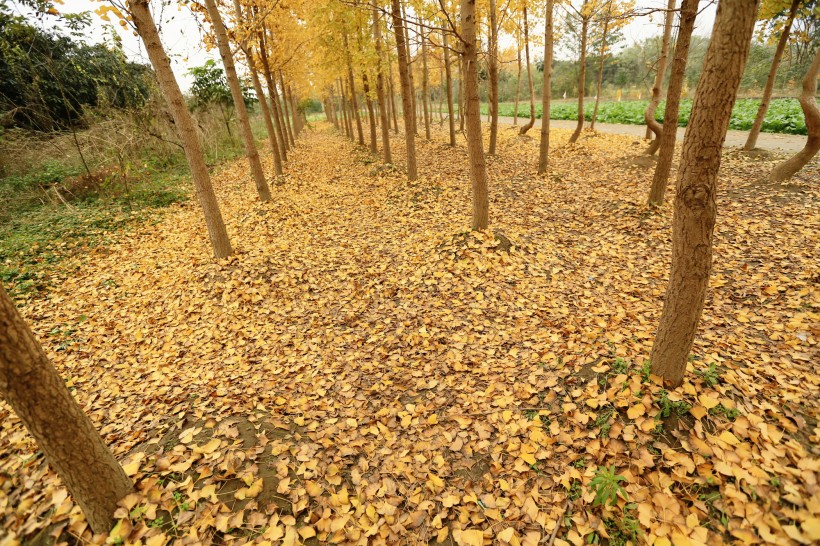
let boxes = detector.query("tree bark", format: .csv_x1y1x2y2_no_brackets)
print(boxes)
363,72,378,154
402,4,418,136
514,25,522,126
568,11,589,144
488,0,499,154
257,22,288,161
373,4,393,163
128,0,232,259
744,0,801,150
461,0,489,231
343,31,365,146
231,0,282,176
279,70,296,146
420,20,432,140
537,0,554,175
590,0,612,130
0,284,133,534
644,0,676,155
390,0,418,180
340,77,353,139
648,0,697,205
387,48,400,133
519,6,536,135
443,30,457,146
203,0,271,202
458,49,465,132
769,47,820,182
650,0,759,387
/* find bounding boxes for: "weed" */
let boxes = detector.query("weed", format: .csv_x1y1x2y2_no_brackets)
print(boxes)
696,363,722,387
589,465,629,507
656,389,691,418
602,504,640,546
708,404,740,422
640,361,651,383
592,406,615,438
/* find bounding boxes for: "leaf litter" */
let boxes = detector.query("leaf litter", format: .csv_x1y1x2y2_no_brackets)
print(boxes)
1,123,818,546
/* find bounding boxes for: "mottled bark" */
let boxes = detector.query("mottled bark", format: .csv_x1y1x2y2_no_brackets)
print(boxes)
744,0,800,151
203,0,271,202
443,31,457,146
769,47,820,182
488,0,499,154
644,0,676,155
648,0,697,205
390,0,418,180
650,0,759,387
519,6,536,135
128,0,232,258
537,0,554,175
0,284,133,534
568,9,589,144
373,5,392,163
461,0,489,231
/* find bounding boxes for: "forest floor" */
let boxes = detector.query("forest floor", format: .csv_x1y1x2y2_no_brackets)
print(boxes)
1,122,818,546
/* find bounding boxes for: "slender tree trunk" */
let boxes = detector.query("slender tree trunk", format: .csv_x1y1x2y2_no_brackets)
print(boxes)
514,27,522,125
342,31,365,146
373,4,393,163
257,23,288,161
128,0,232,258
402,4,418,135
341,78,353,139
0,286,133,534
644,0,676,155
568,12,589,144
363,72,378,154
443,31,457,146
387,49,400,133
231,0,282,176
458,52,465,132
648,0,697,205
461,0,489,230
390,0,418,180
650,0,759,387
538,0,554,175
204,0,271,202
744,0,801,150
439,67,445,123
770,47,820,182
488,0,499,154
519,7,536,135
421,20,432,140
279,71,296,146
590,0,612,130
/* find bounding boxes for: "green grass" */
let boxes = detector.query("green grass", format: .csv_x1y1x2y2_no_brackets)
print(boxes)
478,98,807,135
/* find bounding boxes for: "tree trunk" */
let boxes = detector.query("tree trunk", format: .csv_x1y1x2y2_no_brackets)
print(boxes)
279,71,296,146
340,78,353,139
461,0,489,231
0,285,133,534
257,22,288,161
769,47,820,182
650,0,759,387
402,4,418,136
488,0,499,154
568,12,589,144
443,31,457,146
203,0,271,202
363,72,378,154
514,26,522,126
744,0,801,150
519,7,536,135
458,51,465,132
648,0,697,205
387,49,400,133
128,0,232,259
231,0,282,176
420,20,432,140
390,0,418,180
373,4,393,163
590,0,611,130
644,0,676,155
537,0,554,175
343,31,365,146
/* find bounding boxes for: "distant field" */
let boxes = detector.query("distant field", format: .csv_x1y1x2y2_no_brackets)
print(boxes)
475,98,807,135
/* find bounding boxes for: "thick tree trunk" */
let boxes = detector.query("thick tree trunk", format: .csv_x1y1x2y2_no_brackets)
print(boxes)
373,5,392,163
420,20,431,140
769,47,820,182
363,73,378,154
257,23,288,161
648,0,697,205
644,0,676,155
0,285,133,534
343,31,365,146
390,0,418,180
279,71,296,146
744,0,801,150
519,7,536,135
488,0,499,154
203,0,271,202
590,0,611,130
537,0,554,175
461,0,489,231
128,0,232,259
443,31,457,146
231,0,282,176
650,0,759,387
568,13,589,144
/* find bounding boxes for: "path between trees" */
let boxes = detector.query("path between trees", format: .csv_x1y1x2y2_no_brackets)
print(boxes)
494,115,808,153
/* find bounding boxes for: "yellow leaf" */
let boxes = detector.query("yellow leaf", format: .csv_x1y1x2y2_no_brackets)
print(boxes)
454,529,484,546
497,527,515,543
653,538,671,546
298,526,316,539
689,406,707,419
718,431,740,446
802,518,820,541
698,394,719,409
195,438,221,454
627,403,646,419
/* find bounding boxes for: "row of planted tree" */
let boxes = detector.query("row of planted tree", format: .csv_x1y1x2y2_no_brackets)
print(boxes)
1,0,819,537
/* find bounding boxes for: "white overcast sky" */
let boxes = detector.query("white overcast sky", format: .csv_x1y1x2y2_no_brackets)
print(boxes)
8,0,717,92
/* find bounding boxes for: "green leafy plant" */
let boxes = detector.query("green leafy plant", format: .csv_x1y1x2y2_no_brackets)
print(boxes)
695,363,722,387
589,465,629,507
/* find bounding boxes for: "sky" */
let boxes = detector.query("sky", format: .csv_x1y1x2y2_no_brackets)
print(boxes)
8,0,718,92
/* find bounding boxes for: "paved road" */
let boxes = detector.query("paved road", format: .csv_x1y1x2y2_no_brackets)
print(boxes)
493,116,807,154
